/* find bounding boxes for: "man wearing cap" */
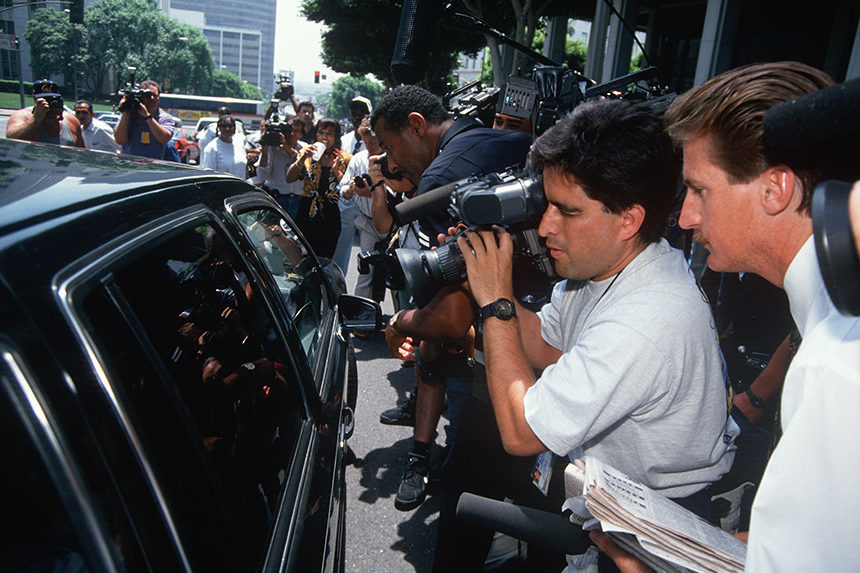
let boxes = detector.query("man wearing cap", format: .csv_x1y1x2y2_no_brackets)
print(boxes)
333,95,373,274
114,79,175,159
6,79,84,147
74,100,120,153
198,105,246,151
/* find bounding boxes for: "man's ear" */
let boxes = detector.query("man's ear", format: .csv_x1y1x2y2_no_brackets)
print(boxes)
620,203,646,240
406,112,427,137
761,165,798,216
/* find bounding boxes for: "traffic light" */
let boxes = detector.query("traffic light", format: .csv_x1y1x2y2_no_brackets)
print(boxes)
314,71,320,84
69,0,84,24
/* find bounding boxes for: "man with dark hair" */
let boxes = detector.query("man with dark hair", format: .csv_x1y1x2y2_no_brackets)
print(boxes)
74,100,119,153
451,98,736,570
6,79,84,147
296,101,316,144
371,84,534,514
114,79,175,159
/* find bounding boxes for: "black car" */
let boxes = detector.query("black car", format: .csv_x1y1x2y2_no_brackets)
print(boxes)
0,139,381,572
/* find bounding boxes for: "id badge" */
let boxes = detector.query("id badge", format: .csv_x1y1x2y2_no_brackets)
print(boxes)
141,131,150,145
531,450,554,496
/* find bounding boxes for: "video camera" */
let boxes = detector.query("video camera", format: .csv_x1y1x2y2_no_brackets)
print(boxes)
273,72,294,101
260,100,292,146
117,67,150,114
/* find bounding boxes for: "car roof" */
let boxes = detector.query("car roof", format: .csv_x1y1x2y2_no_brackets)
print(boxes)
0,139,236,237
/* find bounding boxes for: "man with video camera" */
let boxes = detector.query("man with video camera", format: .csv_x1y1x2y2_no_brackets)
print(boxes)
6,79,84,147
371,85,533,514
114,79,175,159
442,98,737,570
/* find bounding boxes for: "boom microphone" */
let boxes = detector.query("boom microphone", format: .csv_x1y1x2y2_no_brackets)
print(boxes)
394,179,459,226
456,493,591,555
763,77,860,172
390,0,438,85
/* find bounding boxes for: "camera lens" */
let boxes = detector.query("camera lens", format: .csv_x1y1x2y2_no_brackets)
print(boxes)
394,240,465,308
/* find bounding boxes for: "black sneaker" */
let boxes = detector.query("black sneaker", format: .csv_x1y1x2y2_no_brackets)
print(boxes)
394,453,430,511
379,392,416,426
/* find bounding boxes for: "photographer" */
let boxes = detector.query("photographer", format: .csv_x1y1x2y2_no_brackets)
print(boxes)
440,99,737,570
114,79,175,159
6,79,84,147
370,85,533,514
338,118,388,300
253,114,306,220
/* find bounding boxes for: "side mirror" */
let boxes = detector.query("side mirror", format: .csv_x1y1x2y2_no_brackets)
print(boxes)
338,294,383,333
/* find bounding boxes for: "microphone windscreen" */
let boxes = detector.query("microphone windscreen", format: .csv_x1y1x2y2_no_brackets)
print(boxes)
763,77,860,153
391,0,438,85
456,493,591,555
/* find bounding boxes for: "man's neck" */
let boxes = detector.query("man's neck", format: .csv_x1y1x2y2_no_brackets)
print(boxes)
753,216,813,289
593,239,650,282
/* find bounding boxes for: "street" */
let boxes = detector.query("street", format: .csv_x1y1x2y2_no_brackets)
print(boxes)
341,243,447,573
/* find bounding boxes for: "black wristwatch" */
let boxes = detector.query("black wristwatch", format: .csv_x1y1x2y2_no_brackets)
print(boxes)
479,298,517,323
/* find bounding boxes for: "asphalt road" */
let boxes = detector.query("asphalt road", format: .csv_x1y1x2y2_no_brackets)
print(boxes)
341,242,449,573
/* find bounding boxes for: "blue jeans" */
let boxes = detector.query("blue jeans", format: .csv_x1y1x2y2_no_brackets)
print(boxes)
275,194,302,222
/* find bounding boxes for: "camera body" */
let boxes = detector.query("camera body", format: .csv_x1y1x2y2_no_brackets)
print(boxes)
260,104,292,146
391,168,554,307
273,73,294,101
378,153,404,181
117,67,150,114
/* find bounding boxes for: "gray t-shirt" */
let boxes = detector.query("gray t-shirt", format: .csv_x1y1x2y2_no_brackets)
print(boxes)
525,239,736,497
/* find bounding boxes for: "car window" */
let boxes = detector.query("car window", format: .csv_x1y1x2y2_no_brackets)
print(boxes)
78,221,309,570
236,208,330,369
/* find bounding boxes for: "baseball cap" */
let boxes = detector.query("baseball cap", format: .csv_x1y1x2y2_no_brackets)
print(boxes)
350,96,372,113
33,79,62,99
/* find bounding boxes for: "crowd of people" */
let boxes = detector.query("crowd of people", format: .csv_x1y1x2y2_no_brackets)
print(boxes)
6,61,860,572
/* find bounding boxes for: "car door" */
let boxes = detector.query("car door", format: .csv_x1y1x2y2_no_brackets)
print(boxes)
224,192,352,573
56,201,340,571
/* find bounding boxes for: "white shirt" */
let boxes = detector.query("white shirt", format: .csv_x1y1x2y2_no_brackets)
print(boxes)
339,148,374,218
201,137,246,179
525,240,736,497
252,142,306,196
82,118,120,153
746,237,860,571
341,130,364,156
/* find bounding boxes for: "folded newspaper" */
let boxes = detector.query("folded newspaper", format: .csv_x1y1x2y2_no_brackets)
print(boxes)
562,457,746,573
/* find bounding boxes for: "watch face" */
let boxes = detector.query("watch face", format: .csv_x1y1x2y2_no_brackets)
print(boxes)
495,299,514,317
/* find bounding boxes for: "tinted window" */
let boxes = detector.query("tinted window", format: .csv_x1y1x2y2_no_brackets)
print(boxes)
237,208,330,368
80,221,307,570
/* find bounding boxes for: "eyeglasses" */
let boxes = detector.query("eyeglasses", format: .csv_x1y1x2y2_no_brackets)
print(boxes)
219,124,235,129
74,109,91,115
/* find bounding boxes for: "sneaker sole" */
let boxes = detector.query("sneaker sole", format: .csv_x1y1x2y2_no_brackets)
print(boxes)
394,493,426,511
379,416,415,426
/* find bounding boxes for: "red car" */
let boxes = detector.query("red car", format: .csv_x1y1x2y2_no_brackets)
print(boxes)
171,127,200,164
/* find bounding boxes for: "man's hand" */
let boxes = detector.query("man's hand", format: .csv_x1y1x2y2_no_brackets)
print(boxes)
31,98,50,122
457,226,515,308
369,155,413,193
385,326,416,360
588,532,655,573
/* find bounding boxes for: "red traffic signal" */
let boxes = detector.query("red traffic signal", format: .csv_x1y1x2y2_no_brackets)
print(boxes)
314,71,320,84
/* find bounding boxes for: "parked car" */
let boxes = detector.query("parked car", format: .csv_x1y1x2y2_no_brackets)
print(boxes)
95,112,120,129
0,139,381,572
172,126,200,164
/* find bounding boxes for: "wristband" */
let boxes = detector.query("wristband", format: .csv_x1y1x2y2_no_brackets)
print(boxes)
388,310,406,337
745,388,766,409
371,180,385,190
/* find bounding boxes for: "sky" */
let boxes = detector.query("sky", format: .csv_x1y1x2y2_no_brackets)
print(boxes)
274,0,342,90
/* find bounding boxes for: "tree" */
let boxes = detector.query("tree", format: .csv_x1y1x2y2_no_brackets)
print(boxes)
301,0,483,93
24,8,75,83
325,75,383,119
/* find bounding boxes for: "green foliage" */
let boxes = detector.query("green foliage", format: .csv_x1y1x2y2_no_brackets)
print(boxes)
25,0,222,98
240,82,265,101
630,52,645,73
566,38,587,73
324,75,383,119
301,0,483,93
24,8,75,82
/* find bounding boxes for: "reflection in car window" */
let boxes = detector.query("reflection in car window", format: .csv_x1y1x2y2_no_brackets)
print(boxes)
81,222,307,570
237,209,329,367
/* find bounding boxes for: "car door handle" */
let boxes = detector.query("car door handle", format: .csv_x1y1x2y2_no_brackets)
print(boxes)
342,405,355,441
